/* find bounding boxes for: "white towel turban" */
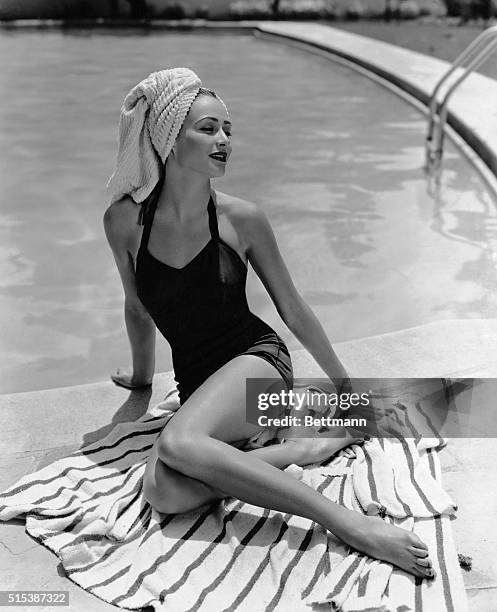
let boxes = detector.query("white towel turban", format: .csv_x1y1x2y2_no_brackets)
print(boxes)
107,67,203,204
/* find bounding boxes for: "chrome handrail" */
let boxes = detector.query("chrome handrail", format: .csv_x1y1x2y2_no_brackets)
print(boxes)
426,24,497,174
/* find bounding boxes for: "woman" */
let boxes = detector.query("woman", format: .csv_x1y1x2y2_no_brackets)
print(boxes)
104,68,434,579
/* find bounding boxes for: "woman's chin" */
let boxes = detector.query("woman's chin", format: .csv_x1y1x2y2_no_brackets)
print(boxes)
207,157,228,177
209,167,227,178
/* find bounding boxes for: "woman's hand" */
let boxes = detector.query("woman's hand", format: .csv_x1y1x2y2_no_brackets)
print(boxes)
111,367,152,390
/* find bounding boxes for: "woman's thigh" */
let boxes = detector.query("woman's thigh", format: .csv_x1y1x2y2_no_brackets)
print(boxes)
164,354,287,444
142,355,286,511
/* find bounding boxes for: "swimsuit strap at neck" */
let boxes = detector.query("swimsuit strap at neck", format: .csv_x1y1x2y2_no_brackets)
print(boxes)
207,195,219,241
139,192,160,252
140,194,218,253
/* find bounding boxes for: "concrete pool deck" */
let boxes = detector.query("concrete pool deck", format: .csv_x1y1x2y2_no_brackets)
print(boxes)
1,319,497,611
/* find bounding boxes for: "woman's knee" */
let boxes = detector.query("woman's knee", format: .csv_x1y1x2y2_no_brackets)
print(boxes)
157,425,203,471
142,480,186,515
142,469,168,513
142,456,202,514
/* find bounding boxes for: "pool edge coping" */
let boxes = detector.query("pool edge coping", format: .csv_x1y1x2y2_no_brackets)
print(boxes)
2,317,497,402
0,18,257,29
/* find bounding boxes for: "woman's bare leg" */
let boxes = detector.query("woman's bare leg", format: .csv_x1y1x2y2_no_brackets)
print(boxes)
143,428,360,512
150,355,434,579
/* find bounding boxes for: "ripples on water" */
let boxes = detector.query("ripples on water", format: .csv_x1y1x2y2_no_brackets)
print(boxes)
0,29,496,392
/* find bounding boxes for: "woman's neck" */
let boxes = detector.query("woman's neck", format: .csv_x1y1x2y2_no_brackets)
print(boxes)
157,164,212,225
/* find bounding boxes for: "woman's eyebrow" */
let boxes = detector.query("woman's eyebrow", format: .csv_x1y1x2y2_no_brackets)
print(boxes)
195,116,232,125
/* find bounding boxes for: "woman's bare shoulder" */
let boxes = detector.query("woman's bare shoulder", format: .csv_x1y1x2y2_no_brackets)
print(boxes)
103,196,141,250
214,190,263,225
213,191,267,254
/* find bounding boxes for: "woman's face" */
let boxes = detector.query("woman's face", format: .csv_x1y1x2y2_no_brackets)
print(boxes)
170,94,232,177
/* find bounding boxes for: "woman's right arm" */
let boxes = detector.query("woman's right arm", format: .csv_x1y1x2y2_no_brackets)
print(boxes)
103,199,156,388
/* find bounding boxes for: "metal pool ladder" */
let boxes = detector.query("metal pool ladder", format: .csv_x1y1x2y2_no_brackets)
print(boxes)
425,24,497,174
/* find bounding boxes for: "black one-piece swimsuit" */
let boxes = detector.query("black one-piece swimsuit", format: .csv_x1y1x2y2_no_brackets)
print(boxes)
135,192,293,405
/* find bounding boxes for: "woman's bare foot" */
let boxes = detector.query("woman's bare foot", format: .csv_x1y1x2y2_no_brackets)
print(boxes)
283,430,434,578
337,510,436,579
285,428,365,466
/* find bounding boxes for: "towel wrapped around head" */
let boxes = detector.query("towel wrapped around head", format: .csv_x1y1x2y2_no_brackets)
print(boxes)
107,67,203,204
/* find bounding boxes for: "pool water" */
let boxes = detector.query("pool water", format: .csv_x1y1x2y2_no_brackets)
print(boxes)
1,29,496,393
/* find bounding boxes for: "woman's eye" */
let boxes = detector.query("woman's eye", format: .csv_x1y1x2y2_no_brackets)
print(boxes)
201,126,232,137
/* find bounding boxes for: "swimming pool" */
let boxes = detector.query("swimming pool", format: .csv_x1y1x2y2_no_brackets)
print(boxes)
1,29,496,393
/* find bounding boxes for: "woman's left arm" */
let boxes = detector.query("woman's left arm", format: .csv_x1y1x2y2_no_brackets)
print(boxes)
241,202,351,391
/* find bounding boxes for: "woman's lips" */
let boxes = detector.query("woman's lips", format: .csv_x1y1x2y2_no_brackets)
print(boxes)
209,152,227,162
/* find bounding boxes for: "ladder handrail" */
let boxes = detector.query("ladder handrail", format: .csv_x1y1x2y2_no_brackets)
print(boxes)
436,37,497,157
426,25,497,173
427,25,497,142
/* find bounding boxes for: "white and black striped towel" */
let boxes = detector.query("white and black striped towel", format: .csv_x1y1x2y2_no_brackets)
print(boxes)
0,388,468,611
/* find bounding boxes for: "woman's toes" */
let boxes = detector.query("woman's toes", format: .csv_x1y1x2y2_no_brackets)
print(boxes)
412,564,435,579
411,565,427,579
416,557,432,568
409,544,429,557
408,533,428,549
424,567,436,579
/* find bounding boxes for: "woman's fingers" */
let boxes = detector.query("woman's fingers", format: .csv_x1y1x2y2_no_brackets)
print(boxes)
111,371,152,390
111,368,128,381
112,367,129,380
111,375,134,389
111,369,137,389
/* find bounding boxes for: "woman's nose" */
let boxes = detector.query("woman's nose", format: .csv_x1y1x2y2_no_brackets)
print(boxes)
217,130,230,145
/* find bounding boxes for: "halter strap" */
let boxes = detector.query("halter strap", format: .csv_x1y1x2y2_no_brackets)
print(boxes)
138,194,159,253
139,194,218,254
207,196,219,241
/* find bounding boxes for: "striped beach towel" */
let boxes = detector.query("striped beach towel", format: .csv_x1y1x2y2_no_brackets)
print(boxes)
0,386,467,611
